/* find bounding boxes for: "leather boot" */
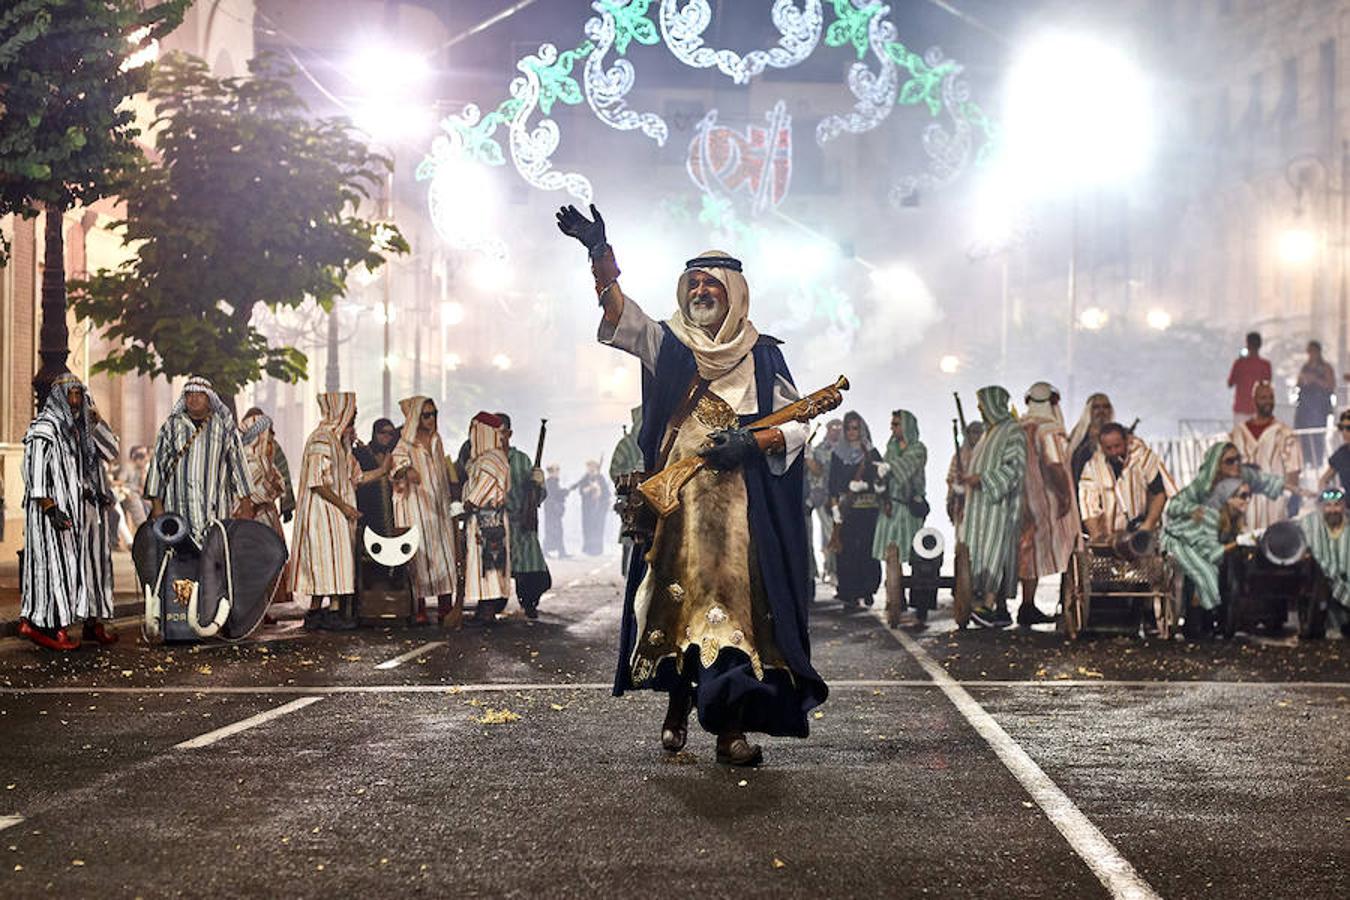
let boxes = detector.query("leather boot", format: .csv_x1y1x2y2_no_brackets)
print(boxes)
660,689,694,752
715,732,763,767
82,620,119,645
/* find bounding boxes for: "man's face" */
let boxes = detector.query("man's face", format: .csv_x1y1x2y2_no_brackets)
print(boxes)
1100,430,1128,463
586,462,599,475
1254,385,1276,417
374,422,398,449
185,392,210,418
1339,418,1350,445
1323,499,1345,527
890,416,906,446
826,422,842,442
1308,343,1321,361
1090,396,1113,425
686,270,729,331
1218,446,1241,479
65,387,84,411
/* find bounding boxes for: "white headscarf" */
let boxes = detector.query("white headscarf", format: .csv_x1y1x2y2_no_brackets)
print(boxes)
665,249,760,381
1068,392,1113,455
1023,381,1065,428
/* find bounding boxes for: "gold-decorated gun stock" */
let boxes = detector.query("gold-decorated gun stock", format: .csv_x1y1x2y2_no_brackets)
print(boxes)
637,375,850,518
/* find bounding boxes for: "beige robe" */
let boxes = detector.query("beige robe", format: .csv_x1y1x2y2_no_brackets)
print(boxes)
1078,437,1177,536
1018,417,1081,579
1230,419,1300,529
392,397,458,597
464,418,511,604
290,394,359,597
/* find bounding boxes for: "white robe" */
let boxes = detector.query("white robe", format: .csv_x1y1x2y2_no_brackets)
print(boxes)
1230,419,1300,530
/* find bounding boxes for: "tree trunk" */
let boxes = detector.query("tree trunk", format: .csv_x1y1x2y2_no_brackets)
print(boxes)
33,201,71,408
326,307,340,392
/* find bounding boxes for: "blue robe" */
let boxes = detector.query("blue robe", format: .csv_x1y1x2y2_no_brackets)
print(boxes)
615,323,828,737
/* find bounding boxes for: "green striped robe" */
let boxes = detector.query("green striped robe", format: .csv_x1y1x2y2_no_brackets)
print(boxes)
506,447,548,574
959,416,1026,599
872,412,927,561
1161,442,1283,610
1299,513,1350,629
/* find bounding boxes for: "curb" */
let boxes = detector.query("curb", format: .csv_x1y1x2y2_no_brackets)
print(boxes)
0,596,142,639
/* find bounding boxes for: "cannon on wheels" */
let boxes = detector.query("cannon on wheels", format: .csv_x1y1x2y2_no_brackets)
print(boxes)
1220,521,1314,638
1060,531,1179,639
904,527,955,623
356,523,420,627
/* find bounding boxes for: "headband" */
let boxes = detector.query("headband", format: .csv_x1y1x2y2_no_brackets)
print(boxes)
684,255,742,272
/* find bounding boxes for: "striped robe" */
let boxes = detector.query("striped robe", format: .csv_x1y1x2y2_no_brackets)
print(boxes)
392,410,458,598
1017,416,1080,579
1299,512,1350,629
465,422,511,605
959,413,1026,599
872,414,927,561
506,447,548,574
80,419,120,620
20,404,87,629
144,410,252,547
289,394,359,597
1077,437,1176,535
1162,443,1285,610
1230,418,1300,529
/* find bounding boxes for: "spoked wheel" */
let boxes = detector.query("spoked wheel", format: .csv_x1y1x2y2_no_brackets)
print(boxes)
1061,549,1088,640
953,542,973,630
1152,558,1181,641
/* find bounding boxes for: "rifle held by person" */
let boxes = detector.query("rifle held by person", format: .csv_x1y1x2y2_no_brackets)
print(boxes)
521,418,547,532
638,375,849,518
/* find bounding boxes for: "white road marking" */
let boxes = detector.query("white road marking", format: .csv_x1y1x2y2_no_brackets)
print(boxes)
2,678,1344,696
374,640,442,670
0,814,24,832
880,619,1162,900
173,697,324,750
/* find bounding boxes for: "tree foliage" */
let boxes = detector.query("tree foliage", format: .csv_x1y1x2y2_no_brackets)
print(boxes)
70,51,409,397
0,0,187,263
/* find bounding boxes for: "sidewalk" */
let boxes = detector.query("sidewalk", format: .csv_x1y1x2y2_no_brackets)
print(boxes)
0,549,141,637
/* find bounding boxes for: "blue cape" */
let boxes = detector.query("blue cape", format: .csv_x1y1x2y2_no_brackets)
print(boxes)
616,323,828,737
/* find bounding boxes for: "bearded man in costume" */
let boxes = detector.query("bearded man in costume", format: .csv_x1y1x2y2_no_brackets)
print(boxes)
1300,487,1350,637
1068,392,1115,485
463,412,512,624
959,386,1027,629
144,377,254,543
1078,421,1176,543
1230,381,1302,529
557,203,828,767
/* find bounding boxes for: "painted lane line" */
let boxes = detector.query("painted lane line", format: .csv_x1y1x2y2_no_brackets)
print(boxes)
374,640,443,670
2,678,1347,696
880,620,1161,900
0,814,24,833
173,696,324,750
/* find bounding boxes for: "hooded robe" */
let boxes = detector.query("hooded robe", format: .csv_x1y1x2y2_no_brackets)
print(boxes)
959,386,1027,600
1017,384,1080,580
20,374,92,629
290,393,360,597
393,396,458,597
464,413,512,607
828,411,883,602
872,410,927,561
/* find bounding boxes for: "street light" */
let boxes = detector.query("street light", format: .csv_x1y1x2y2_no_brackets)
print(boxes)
939,354,961,374
1078,307,1109,330
1277,225,1318,266
1146,308,1172,331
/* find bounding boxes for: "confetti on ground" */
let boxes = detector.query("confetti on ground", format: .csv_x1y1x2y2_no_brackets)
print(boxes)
772,857,787,869
477,707,521,725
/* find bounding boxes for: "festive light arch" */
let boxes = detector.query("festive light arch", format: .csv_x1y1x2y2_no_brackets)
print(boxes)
416,0,999,252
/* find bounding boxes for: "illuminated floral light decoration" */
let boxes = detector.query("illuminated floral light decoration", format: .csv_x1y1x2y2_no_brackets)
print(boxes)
416,0,999,250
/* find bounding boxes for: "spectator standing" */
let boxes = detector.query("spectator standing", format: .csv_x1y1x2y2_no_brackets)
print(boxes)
1227,332,1272,430
1295,340,1336,469
1318,409,1350,491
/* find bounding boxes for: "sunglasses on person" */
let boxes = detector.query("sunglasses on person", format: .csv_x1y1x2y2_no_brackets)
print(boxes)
1233,489,1252,500
1220,454,1240,465
1339,422,1350,432
421,410,438,419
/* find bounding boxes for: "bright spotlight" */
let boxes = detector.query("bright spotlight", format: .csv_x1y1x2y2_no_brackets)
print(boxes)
346,46,432,94
1079,307,1109,330
1146,308,1172,331
440,301,465,326
939,354,961,374
1003,33,1153,191
1278,227,1318,265
491,353,512,371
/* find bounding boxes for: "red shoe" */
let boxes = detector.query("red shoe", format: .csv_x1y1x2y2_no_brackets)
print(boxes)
82,621,119,645
415,599,430,626
53,627,81,650
19,620,80,651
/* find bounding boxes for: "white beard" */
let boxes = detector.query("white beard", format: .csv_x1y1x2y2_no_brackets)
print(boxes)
688,296,727,330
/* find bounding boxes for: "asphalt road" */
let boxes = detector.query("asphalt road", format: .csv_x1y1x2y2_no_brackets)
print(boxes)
0,552,1345,899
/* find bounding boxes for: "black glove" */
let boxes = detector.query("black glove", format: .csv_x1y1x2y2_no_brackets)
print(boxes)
282,510,294,524
555,203,608,257
698,428,760,471
43,505,73,531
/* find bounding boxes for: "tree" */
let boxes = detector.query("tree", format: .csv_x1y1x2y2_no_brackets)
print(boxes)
70,51,409,401
0,0,188,404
